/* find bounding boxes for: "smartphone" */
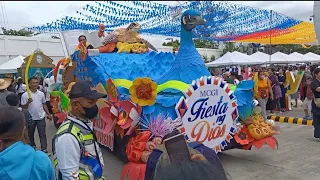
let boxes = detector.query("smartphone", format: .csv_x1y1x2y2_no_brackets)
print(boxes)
163,132,191,164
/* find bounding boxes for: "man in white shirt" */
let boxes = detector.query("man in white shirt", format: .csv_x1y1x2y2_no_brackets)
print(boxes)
15,77,26,93
21,76,52,153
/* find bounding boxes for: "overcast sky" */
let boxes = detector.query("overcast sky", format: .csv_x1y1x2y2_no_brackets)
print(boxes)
0,1,315,30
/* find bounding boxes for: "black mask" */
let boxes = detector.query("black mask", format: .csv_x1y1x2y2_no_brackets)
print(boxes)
80,104,99,119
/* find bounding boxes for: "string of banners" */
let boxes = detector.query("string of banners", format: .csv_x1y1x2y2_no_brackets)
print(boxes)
28,1,317,44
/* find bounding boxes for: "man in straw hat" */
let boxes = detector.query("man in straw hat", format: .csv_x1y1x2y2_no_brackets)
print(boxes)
0,78,13,107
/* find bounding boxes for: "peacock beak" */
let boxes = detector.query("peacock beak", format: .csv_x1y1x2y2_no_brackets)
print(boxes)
195,16,206,26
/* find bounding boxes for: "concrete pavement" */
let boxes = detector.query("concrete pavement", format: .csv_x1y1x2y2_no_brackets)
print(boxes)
37,113,320,180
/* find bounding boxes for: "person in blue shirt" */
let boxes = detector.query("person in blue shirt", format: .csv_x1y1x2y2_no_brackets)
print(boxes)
0,106,55,180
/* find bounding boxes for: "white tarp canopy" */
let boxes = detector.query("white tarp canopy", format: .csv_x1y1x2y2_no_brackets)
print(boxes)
206,51,263,67
250,51,270,64
288,52,308,63
0,55,25,74
304,52,320,63
269,52,300,64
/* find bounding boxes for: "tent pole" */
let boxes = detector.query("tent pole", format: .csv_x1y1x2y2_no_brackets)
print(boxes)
269,10,272,66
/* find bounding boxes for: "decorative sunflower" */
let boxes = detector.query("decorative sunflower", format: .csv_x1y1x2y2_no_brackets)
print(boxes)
129,77,157,106
234,126,254,145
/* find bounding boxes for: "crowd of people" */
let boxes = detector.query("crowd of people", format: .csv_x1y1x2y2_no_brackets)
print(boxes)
211,64,320,141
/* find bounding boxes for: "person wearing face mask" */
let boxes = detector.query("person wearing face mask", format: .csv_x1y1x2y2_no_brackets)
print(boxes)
53,80,106,180
0,106,55,180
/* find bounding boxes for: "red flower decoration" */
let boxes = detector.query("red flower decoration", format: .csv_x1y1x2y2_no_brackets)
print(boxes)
121,162,146,180
126,131,151,162
243,136,278,150
234,126,254,145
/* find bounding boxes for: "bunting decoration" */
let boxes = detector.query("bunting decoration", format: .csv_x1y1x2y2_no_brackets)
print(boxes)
28,1,317,45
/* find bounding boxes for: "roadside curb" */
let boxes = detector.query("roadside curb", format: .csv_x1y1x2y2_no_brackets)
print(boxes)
267,115,313,126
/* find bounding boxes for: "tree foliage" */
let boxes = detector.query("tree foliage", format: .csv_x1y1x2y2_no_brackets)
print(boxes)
202,55,209,63
221,42,239,56
162,39,180,51
210,55,216,61
193,39,219,49
275,44,320,54
0,27,34,37
162,39,219,49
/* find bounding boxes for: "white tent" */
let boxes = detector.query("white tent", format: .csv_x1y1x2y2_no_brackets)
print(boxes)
0,55,25,74
206,51,263,67
269,52,298,64
288,52,308,63
304,52,320,63
250,51,270,64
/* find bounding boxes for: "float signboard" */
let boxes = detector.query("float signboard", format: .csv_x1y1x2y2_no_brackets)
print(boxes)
175,76,238,153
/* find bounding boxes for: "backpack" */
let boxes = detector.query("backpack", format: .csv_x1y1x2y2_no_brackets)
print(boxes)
145,142,224,180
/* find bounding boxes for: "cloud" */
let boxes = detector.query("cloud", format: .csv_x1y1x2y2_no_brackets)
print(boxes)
232,1,314,21
1,1,315,30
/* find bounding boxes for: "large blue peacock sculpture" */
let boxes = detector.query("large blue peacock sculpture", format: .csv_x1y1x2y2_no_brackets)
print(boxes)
156,9,210,84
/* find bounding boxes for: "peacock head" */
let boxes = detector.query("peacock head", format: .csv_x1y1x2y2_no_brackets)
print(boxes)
126,22,141,32
181,9,206,32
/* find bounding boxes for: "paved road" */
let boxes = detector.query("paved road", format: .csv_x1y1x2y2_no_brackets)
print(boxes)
274,100,309,118
38,111,320,180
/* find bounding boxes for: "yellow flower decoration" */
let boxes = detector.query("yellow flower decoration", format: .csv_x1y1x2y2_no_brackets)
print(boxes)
129,77,157,106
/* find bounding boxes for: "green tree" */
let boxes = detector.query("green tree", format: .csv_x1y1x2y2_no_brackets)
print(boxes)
194,39,218,49
210,55,216,61
163,39,218,49
202,55,210,63
0,27,34,36
275,44,320,54
221,42,239,56
162,39,180,51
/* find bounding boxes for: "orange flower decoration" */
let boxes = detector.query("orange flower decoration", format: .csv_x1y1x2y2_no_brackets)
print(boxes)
129,77,157,106
126,131,151,162
234,126,254,145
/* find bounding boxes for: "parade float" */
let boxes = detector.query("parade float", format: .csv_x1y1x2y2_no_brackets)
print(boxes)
46,9,280,180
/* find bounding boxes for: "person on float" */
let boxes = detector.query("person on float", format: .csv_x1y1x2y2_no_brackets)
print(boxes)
76,35,94,50
21,76,52,154
53,80,106,180
0,106,55,180
0,78,13,107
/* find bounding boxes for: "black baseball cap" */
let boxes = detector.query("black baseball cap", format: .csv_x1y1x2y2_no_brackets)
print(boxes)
69,80,107,99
